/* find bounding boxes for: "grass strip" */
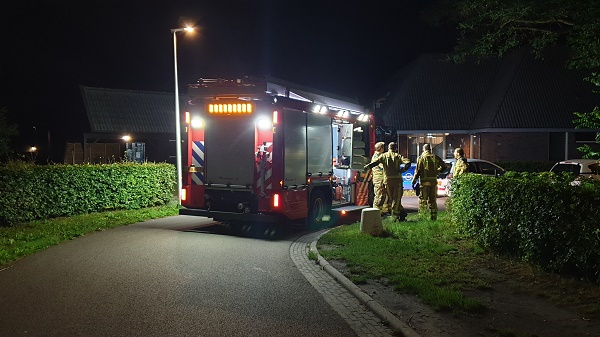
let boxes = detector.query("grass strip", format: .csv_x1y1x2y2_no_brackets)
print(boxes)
319,211,600,316
0,203,179,266
318,211,492,313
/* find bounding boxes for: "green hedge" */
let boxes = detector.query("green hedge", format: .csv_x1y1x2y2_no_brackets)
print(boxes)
0,162,176,226
447,172,600,282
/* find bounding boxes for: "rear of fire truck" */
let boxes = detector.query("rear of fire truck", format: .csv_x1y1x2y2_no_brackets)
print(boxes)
179,77,374,228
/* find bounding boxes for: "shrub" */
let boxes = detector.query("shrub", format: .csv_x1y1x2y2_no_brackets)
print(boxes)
0,162,176,226
447,172,600,282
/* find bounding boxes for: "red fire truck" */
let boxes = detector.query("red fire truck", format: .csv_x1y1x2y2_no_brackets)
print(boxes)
179,77,375,228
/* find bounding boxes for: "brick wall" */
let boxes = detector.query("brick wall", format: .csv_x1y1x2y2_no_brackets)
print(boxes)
477,132,549,161
383,131,594,163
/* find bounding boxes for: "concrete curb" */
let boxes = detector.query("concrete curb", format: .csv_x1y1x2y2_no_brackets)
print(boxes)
310,238,421,337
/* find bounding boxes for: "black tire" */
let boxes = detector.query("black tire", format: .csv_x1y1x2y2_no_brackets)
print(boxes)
307,189,332,229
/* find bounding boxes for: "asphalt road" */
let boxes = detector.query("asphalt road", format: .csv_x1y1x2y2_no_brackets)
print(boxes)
0,216,357,337
0,195,445,336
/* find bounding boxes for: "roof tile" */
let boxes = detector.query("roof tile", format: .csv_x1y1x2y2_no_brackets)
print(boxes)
81,86,186,133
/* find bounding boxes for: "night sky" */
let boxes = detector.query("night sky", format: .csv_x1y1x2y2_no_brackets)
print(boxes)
0,0,454,161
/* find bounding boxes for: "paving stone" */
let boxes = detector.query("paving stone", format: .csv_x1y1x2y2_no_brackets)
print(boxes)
290,230,394,337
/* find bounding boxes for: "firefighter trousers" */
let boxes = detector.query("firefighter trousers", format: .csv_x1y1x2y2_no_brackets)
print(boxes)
385,177,406,220
418,180,438,220
373,177,388,212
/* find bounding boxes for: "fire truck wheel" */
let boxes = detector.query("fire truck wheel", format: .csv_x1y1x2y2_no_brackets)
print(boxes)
307,189,331,229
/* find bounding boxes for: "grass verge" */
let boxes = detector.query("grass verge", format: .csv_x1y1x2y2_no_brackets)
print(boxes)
317,211,600,316
0,203,179,266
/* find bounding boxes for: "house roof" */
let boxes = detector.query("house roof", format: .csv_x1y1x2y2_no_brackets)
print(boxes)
80,86,186,134
378,48,599,133
81,77,365,136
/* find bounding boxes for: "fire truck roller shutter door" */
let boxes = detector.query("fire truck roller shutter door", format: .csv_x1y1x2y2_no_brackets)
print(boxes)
283,109,307,186
204,116,255,187
307,113,333,176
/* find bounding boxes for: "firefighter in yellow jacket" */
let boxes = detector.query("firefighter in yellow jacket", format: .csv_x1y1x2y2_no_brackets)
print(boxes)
453,147,468,177
364,142,411,221
412,144,446,220
370,142,388,213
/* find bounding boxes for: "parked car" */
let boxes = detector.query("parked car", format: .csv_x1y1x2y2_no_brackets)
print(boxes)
550,159,600,180
437,158,506,196
401,163,417,191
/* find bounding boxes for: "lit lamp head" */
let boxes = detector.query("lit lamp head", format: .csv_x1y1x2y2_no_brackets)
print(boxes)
190,117,204,129
171,25,196,34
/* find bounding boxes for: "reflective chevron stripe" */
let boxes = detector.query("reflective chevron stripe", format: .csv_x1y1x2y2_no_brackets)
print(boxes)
256,161,273,190
192,141,205,185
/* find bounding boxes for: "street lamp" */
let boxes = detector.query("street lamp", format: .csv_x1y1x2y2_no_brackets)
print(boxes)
171,26,194,205
121,135,132,162
29,146,37,162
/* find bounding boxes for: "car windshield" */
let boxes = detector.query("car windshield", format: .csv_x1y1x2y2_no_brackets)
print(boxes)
552,163,581,175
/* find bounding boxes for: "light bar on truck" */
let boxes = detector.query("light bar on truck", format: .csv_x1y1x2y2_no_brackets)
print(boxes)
208,103,253,114
309,103,369,123
336,110,349,118
312,104,328,114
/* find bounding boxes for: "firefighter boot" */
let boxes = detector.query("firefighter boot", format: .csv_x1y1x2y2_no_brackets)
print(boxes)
393,211,407,222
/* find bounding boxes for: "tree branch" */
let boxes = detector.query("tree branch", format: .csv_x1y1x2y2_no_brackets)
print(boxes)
500,17,574,32
512,18,575,26
512,27,563,34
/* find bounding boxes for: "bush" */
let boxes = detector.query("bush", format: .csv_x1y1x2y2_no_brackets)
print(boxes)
447,172,600,282
0,162,176,226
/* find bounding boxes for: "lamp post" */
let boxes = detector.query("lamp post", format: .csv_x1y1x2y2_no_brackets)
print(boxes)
171,26,194,205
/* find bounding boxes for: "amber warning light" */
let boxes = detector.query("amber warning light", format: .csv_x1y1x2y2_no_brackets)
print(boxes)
208,103,253,114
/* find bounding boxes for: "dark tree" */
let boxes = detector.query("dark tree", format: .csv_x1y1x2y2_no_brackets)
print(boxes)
0,107,18,162
428,0,600,158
